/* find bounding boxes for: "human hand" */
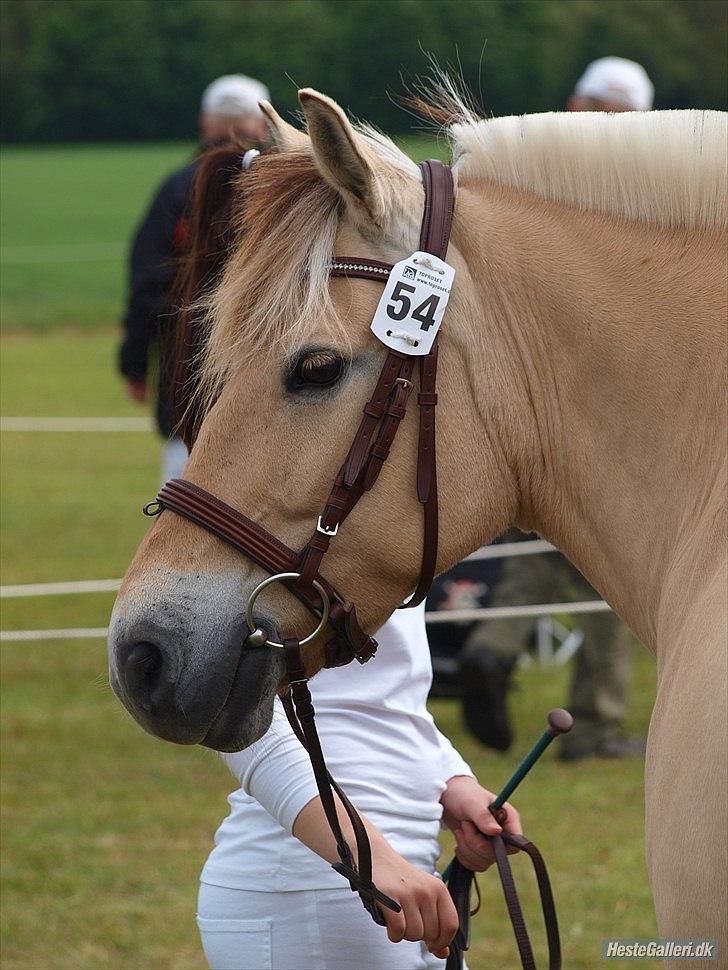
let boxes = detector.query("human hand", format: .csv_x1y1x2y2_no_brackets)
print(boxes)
372,838,459,959
441,775,522,871
292,794,459,958
124,376,148,403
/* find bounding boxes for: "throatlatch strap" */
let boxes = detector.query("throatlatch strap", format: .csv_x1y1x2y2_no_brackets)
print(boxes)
399,159,454,607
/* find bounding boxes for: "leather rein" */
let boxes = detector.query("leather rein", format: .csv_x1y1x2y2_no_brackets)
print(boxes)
144,160,561,969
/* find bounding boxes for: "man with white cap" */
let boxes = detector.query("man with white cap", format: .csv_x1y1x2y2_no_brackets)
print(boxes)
119,74,270,481
568,56,654,112
199,74,270,144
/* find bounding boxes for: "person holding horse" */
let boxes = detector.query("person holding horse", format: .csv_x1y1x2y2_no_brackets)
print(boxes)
168,140,524,970
118,74,269,484
461,57,654,761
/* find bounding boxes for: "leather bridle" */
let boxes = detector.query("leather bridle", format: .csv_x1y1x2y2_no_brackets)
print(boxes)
144,159,561,969
149,159,453,668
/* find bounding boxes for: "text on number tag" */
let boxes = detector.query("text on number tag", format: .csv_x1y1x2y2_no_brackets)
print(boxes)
370,251,455,356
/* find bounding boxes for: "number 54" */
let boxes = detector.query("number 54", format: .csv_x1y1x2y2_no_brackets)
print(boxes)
386,282,440,331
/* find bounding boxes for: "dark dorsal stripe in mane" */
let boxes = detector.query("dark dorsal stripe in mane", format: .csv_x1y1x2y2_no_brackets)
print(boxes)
174,145,346,446
172,141,256,446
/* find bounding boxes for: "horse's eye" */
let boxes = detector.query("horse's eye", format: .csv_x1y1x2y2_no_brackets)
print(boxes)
288,351,346,391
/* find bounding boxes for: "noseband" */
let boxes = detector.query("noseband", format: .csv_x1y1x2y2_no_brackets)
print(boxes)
144,159,561,968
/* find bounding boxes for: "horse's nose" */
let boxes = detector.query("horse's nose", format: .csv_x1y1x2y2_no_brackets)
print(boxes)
108,577,284,750
111,626,206,743
120,640,171,714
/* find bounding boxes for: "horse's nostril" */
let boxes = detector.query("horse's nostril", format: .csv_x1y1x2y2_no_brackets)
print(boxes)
122,641,166,711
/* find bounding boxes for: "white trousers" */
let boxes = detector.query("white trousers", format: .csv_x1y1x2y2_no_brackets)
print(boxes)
197,883,449,970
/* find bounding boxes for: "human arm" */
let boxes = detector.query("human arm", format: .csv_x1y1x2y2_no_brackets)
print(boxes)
435,727,522,870
221,701,458,957
293,794,458,958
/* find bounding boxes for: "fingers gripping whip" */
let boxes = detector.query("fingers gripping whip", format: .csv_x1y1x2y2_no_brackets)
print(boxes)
443,710,574,970
443,709,573,874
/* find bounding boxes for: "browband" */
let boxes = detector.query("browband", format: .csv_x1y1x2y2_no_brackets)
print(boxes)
329,258,393,282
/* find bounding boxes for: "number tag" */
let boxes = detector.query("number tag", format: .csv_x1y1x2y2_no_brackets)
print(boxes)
370,251,455,355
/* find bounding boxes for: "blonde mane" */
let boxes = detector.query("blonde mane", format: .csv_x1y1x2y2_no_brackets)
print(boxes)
196,100,726,409
451,109,727,233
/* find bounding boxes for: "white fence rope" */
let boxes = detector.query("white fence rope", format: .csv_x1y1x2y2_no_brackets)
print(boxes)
0,602,611,644
1,417,153,433
425,600,611,623
0,523,609,641
1,628,109,642
0,579,122,599
0,544,556,600
464,539,554,560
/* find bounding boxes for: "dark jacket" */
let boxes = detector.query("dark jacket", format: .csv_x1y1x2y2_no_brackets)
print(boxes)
119,157,199,437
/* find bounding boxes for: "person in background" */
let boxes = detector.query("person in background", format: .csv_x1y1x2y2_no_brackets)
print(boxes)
461,57,653,762
119,74,270,483
567,56,654,113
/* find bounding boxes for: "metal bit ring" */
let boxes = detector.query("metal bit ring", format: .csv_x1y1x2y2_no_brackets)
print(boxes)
246,572,330,649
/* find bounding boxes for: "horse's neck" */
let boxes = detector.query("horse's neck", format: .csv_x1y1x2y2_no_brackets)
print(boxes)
457,182,726,649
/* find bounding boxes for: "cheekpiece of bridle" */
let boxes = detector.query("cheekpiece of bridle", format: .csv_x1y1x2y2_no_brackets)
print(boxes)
144,159,561,969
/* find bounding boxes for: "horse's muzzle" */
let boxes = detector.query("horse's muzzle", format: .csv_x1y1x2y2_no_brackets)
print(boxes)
107,577,283,750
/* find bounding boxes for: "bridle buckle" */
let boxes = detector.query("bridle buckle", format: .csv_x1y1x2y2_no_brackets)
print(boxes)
316,516,339,537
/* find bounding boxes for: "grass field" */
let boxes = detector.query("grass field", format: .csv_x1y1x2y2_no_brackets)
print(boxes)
0,137,444,333
1,142,659,970
1,143,195,331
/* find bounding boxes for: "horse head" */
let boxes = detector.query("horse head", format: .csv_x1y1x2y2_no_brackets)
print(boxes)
107,90,525,751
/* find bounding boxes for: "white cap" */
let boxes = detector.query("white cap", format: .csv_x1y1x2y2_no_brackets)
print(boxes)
574,57,654,111
201,74,270,118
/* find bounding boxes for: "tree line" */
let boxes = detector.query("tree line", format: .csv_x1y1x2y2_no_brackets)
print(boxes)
2,0,726,143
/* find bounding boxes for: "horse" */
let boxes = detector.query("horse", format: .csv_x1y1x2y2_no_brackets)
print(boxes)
108,90,727,967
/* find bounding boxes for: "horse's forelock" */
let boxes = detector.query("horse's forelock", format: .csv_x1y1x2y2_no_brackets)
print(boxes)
195,149,345,417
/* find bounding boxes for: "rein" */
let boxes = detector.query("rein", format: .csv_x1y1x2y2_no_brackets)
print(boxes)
145,160,561,968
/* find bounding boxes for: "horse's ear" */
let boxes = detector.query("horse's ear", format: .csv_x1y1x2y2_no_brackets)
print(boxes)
259,101,308,151
298,88,385,224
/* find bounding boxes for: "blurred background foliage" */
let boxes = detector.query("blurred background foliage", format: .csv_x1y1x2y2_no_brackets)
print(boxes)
2,0,726,143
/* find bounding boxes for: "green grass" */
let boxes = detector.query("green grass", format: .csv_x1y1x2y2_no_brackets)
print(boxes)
1,140,659,969
0,138,442,333
1,632,658,970
1,143,194,331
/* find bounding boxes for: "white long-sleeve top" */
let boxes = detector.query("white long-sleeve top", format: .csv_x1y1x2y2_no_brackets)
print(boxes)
200,604,474,892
